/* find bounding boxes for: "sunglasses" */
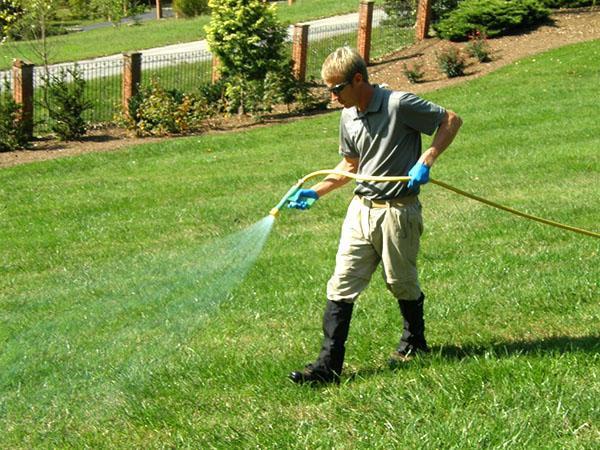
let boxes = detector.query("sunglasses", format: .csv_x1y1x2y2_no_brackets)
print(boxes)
328,80,351,95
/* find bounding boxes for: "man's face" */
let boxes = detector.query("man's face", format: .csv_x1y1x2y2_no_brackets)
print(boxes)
325,73,358,108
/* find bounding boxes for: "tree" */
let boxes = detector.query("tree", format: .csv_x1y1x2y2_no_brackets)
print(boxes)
0,0,23,43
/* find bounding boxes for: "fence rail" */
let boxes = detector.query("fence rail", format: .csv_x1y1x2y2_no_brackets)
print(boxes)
6,1,429,136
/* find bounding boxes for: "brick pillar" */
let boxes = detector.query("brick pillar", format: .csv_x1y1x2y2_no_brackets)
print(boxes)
12,60,34,138
292,24,309,82
156,0,163,19
416,0,433,40
122,52,142,113
357,0,374,65
211,55,221,83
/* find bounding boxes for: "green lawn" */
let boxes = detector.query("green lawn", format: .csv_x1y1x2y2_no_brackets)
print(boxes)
0,39,598,447
0,0,377,70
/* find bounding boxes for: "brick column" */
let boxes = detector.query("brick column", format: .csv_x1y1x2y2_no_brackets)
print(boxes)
292,24,309,82
156,0,163,19
357,0,374,65
12,60,34,139
416,0,433,40
122,52,142,113
211,55,221,83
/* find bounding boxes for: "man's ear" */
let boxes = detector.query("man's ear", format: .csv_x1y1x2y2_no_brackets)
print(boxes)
353,72,364,84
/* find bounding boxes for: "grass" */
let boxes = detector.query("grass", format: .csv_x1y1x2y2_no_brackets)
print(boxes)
0,0,374,70
1,39,599,447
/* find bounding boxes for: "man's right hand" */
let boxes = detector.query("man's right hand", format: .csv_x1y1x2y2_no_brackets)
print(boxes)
287,189,319,210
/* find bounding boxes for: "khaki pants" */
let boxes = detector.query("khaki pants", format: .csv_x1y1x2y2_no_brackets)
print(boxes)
327,196,424,303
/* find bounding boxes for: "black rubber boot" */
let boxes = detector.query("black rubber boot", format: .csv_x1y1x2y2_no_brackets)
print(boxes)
289,300,354,385
389,293,430,367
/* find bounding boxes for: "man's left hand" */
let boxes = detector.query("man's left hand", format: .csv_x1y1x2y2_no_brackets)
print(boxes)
407,162,430,190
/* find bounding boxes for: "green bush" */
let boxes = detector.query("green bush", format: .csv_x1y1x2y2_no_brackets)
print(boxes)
206,0,287,81
436,45,466,77
206,0,299,115
402,61,425,83
42,67,92,140
0,81,29,151
127,79,210,136
466,29,492,62
173,0,210,18
433,0,551,41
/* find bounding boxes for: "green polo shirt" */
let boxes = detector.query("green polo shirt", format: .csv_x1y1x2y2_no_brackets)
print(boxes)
339,85,446,199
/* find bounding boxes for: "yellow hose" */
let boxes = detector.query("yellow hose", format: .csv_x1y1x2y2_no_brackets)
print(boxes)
297,169,599,239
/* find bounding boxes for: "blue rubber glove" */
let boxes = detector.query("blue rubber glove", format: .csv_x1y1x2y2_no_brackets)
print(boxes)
407,162,430,190
287,189,319,210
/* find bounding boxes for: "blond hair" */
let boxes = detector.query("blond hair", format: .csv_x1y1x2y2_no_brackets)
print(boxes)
321,46,369,83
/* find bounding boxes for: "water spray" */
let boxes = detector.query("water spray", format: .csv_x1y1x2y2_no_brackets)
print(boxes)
269,168,599,239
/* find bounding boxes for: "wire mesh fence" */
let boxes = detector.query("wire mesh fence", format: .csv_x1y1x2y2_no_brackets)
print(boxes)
371,8,415,61
0,70,13,95
141,50,214,93
32,59,123,132
306,22,358,81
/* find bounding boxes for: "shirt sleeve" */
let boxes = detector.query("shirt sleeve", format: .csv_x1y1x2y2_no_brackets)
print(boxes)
339,112,359,158
395,92,446,136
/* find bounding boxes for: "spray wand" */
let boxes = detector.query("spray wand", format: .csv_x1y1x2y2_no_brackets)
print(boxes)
268,169,407,217
269,169,599,239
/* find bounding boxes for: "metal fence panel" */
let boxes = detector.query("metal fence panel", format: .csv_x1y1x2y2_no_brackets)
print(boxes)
306,22,358,81
371,8,414,61
0,70,12,95
141,49,214,92
32,58,123,132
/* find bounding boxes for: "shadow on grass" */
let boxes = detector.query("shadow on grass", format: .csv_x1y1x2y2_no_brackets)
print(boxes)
433,334,600,360
343,334,599,385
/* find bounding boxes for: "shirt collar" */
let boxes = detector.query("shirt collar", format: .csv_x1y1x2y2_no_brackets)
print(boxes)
355,85,384,119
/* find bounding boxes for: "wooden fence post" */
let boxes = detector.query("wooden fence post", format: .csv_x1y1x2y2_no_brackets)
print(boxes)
122,52,142,114
357,0,374,65
156,0,163,19
288,0,295,5
292,24,309,82
416,0,433,40
12,60,34,139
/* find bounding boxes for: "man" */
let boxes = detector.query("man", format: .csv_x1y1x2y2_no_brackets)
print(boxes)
288,46,462,385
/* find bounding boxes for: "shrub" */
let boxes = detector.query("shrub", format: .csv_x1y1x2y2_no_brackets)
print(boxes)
436,45,466,78
127,79,210,136
402,61,425,83
433,0,551,41
465,29,492,62
173,0,209,18
206,0,287,81
0,80,29,151
42,66,91,140
206,0,291,114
